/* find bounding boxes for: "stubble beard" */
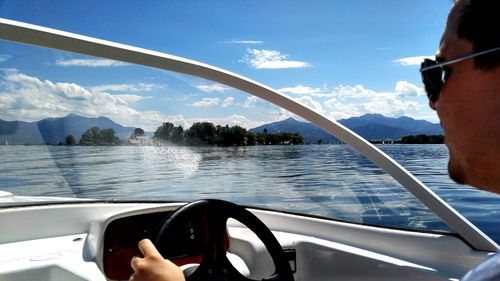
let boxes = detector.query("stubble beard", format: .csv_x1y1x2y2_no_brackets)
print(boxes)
447,155,466,185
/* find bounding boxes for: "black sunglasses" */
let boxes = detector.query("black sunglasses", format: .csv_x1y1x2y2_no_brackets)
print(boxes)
420,46,500,103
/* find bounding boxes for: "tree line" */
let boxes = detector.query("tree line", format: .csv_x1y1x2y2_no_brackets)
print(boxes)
60,127,120,146
60,124,442,146
368,134,444,144
154,122,303,146
399,134,444,144
60,122,304,146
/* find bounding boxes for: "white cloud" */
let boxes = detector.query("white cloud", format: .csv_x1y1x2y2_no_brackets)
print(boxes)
90,83,163,93
0,72,272,130
243,96,259,108
196,84,230,93
0,54,11,63
0,72,175,131
323,98,362,120
56,58,129,67
325,82,428,120
225,40,264,44
394,80,424,97
222,97,234,107
331,84,377,99
293,96,325,115
276,81,434,121
189,114,263,129
393,56,432,66
0,70,437,133
191,97,221,108
242,49,311,69
113,94,152,104
278,85,323,96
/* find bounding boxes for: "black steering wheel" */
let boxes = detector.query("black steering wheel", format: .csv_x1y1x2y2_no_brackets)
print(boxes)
154,199,294,281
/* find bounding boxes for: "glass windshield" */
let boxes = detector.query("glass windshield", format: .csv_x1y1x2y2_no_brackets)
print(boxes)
0,43,451,234
1,1,499,244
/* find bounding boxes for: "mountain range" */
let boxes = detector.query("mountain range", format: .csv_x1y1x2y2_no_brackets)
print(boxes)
0,113,442,145
0,114,136,145
250,114,443,144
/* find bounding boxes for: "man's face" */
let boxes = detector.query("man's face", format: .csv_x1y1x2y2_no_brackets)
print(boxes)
433,3,500,193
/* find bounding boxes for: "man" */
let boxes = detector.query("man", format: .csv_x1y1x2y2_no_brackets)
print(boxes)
422,0,500,194
130,0,500,280
420,0,500,280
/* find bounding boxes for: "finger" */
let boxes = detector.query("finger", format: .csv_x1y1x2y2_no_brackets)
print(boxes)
138,239,162,257
131,255,142,272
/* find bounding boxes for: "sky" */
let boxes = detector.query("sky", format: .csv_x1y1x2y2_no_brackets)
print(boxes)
0,1,453,131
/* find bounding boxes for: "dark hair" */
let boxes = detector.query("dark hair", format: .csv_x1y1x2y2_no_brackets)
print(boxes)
456,0,500,69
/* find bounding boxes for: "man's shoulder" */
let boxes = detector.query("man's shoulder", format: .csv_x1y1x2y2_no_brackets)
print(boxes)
461,252,500,281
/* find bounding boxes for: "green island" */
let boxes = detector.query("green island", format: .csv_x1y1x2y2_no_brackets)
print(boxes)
60,122,304,146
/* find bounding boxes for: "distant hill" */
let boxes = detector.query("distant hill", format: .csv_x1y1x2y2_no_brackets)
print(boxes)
250,114,443,144
251,117,338,144
0,114,136,145
0,120,43,145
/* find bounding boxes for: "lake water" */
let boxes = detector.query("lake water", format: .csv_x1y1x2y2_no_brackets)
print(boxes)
1,144,499,244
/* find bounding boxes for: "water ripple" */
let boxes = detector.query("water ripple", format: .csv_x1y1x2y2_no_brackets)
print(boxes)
1,144,499,243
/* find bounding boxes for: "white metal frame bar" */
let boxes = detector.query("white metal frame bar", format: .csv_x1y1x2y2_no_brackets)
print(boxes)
0,18,497,251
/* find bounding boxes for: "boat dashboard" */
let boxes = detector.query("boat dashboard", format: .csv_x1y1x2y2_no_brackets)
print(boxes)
99,206,232,280
0,201,491,281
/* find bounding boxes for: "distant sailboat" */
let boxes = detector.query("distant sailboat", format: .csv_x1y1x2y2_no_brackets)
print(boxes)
4,140,7,145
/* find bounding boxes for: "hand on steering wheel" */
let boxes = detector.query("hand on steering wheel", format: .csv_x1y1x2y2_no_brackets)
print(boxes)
154,199,294,281
130,239,185,281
